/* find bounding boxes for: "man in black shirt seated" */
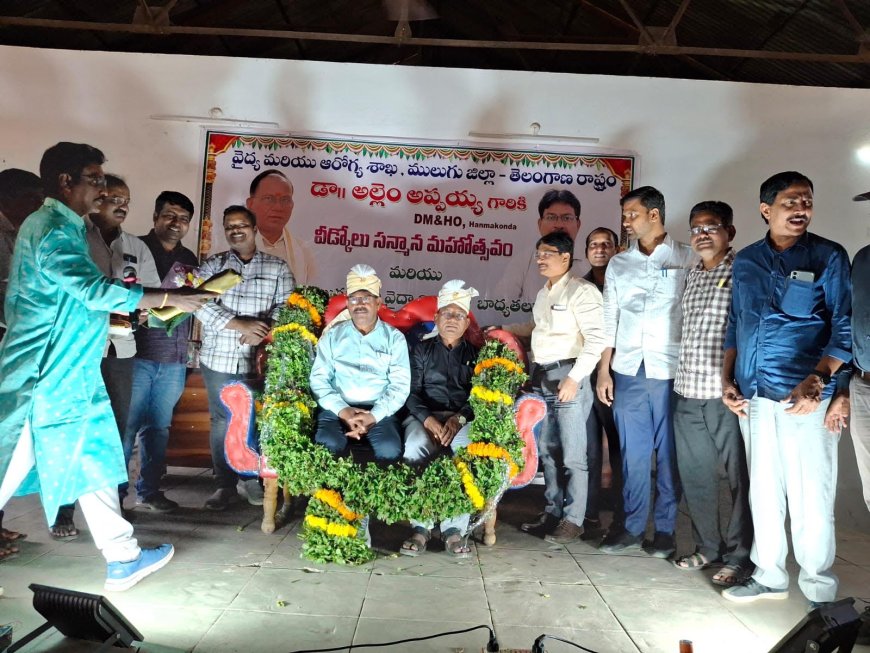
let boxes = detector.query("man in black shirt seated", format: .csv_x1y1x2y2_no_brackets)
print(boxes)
400,280,479,559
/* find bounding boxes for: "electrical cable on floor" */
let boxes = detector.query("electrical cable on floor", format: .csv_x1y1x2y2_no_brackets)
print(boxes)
288,623,498,652
532,633,601,653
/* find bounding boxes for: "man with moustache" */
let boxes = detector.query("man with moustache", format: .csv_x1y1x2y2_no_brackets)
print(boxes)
581,227,624,540
400,280,479,558
310,264,410,465
672,202,753,587
503,232,606,543
246,169,317,285
721,172,851,609
496,189,587,310
0,142,212,590
597,186,697,558
124,191,199,513
196,206,294,511
45,174,163,539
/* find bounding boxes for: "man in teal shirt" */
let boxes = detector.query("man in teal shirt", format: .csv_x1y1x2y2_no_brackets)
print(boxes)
0,142,211,591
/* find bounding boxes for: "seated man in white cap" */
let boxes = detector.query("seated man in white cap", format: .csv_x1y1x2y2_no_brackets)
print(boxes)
310,264,410,463
400,280,480,558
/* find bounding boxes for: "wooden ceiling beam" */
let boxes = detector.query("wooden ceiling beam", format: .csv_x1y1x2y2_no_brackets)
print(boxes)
0,15,868,64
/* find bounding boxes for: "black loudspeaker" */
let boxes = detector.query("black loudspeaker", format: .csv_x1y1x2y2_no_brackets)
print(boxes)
6,583,143,652
768,597,861,653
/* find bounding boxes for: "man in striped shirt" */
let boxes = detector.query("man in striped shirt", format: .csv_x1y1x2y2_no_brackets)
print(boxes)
672,201,752,586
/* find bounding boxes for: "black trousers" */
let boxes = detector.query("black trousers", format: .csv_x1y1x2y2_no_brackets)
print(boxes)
585,369,624,527
672,393,753,564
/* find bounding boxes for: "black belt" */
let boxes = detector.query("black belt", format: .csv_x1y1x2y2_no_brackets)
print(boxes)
536,358,576,372
858,369,870,382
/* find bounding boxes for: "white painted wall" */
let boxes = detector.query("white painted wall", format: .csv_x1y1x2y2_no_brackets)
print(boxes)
1,44,868,529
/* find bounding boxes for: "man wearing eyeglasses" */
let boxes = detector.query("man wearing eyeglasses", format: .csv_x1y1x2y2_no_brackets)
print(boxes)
196,206,294,511
310,264,410,465
0,142,213,591
124,191,199,514
671,202,753,587
246,169,317,286
596,186,697,558
495,189,587,312
52,174,162,538
400,280,479,558
503,232,605,543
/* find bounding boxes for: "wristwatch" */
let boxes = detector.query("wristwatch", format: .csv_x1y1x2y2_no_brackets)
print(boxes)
456,415,467,426
810,370,831,385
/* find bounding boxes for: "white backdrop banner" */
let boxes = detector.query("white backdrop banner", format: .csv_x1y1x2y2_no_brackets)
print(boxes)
200,132,635,324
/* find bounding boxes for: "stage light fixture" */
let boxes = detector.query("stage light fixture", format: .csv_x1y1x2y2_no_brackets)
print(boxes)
6,583,143,653
768,597,860,653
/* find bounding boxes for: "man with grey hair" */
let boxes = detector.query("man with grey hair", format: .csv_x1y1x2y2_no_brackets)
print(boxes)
400,279,479,558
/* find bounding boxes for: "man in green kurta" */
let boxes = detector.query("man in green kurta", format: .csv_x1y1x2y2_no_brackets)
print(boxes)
0,142,212,592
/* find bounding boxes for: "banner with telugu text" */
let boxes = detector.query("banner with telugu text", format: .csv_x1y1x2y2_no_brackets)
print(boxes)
200,132,634,324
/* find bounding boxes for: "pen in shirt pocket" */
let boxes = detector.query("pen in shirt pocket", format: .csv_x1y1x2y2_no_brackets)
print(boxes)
717,278,728,288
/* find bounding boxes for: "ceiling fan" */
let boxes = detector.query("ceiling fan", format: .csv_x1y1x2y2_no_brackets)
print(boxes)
382,0,438,38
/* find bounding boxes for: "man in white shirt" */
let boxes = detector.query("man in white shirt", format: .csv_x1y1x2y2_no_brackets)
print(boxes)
246,169,317,286
503,231,605,543
596,186,697,557
495,189,589,313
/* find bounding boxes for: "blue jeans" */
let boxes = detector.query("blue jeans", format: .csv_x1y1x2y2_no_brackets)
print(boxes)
201,365,262,489
612,363,679,537
534,365,594,527
123,359,187,501
314,409,402,463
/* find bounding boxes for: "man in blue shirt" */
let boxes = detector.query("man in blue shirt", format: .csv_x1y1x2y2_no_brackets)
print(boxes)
310,264,410,463
721,171,852,608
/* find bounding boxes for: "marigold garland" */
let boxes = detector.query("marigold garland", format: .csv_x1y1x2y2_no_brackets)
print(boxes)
466,442,519,479
455,460,486,510
272,322,318,345
474,357,523,376
288,293,322,326
470,385,513,406
304,514,358,538
257,285,529,565
313,488,363,521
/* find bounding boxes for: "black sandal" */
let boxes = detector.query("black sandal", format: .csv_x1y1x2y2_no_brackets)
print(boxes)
399,526,431,557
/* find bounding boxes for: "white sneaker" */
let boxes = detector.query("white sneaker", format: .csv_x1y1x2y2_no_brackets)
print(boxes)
237,478,264,506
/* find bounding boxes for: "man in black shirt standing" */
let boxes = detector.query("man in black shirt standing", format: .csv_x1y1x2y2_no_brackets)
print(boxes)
124,191,199,512
400,280,479,558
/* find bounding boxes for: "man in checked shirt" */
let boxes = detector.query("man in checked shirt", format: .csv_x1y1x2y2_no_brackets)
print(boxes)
671,201,753,587
196,205,294,511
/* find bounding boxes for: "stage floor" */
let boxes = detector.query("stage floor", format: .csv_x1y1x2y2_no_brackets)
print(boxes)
1,468,868,653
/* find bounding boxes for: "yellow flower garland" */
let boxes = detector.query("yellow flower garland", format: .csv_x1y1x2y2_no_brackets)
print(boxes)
470,385,513,406
474,356,523,376
272,322,318,345
455,460,485,510
466,442,519,479
313,489,362,521
304,514,358,538
288,293,322,326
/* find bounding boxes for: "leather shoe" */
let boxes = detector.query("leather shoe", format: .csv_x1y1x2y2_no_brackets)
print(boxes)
204,488,236,511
